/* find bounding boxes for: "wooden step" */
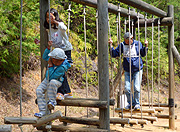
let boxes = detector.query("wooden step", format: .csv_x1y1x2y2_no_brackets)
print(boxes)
142,103,177,108
59,116,130,126
34,111,62,127
122,115,158,122
64,98,115,106
57,100,108,108
4,117,37,124
154,114,177,119
37,124,108,132
115,108,155,114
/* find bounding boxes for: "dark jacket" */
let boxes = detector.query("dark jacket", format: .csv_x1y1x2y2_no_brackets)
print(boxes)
111,39,147,74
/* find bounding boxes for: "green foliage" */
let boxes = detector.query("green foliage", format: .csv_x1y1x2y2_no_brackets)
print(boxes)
1,0,180,89
0,0,40,77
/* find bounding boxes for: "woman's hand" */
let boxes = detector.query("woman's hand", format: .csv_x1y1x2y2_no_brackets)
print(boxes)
108,38,113,48
34,38,40,44
144,40,148,48
48,41,53,49
48,58,53,67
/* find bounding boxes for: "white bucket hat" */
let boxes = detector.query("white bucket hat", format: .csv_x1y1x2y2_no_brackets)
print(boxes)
48,48,67,60
124,32,133,39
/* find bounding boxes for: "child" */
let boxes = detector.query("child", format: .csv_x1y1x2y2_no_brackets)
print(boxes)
44,8,73,64
35,8,73,100
34,47,71,118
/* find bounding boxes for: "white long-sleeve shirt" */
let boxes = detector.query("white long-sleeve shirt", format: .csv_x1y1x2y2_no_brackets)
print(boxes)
47,22,73,51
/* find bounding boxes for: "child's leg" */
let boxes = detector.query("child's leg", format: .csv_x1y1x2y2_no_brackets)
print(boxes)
36,79,48,112
65,50,73,63
57,74,71,94
47,79,62,105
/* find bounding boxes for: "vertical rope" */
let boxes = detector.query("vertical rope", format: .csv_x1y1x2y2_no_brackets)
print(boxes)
117,3,123,119
96,10,99,95
19,0,23,131
151,15,154,108
83,6,88,118
67,2,71,37
137,10,143,120
131,20,134,36
124,18,127,33
145,13,150,108
128,7,132,118
158,18,160,107
108,13,114,117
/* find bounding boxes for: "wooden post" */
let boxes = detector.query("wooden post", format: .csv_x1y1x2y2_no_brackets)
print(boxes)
168,5,175,130
172,45,180,66
119,0,167,17
40,0,48,81
97,0,109,131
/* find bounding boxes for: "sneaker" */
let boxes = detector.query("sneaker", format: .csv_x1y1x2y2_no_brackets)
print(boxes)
124,104,131,110
134,104,140,111
34,111,46,118
56,93,64,100
64,92,73,99
48,101,55,110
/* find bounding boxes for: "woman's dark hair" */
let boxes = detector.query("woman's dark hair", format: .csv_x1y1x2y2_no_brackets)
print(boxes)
44,8,63,29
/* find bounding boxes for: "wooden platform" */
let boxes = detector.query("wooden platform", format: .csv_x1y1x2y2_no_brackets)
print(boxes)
37,124,108,132
115,108,156,114
56,99,108,108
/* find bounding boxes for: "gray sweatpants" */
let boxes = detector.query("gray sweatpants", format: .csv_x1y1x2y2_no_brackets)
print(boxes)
36,78,62,112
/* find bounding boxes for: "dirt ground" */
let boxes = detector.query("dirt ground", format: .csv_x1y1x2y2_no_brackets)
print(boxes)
0,66,180,132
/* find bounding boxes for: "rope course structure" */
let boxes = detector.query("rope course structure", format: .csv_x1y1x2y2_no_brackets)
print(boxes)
3,0,178,132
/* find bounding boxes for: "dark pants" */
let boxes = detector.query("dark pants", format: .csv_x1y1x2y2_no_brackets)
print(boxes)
57,74,71,94
57,50,72,95
65,50,73,63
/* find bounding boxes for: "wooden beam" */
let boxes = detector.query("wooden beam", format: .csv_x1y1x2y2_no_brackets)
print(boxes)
59,117,130,125
37,125,108,132
69,0,144,19
34,111,62,127
4,117,37,124
142,103,177,108
59,116,99,126
115,108,155,114
122,115,158,122
0,125,12,132
129,119,138,125
65,98,115,106
110,117,129,124
154,114,177,120
130,17,173,27
119,0,167,17
57,100,108,108
172,45,180,66
137,119,148,125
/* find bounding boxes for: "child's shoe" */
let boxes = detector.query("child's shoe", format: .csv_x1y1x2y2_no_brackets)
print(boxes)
34,111,46,118
64,92,73,99
56,93,64,100
48,101,56,110
134,104,140,111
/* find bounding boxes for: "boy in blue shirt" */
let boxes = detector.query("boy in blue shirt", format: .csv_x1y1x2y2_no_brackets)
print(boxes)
34,47,71,118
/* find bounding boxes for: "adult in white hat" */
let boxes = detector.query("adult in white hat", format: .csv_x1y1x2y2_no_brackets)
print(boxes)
109,32,148,111
34,48,71,118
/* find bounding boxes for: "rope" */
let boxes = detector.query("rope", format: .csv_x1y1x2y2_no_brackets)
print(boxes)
151,15,154,108
19,0,23,131
128,6,132,118
158,18,160,107
124,18,127,33
145,13,150,108
137,10,143,120
108,12,115,117
67,2,71,36
83,5,89,118
117,3,124,119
